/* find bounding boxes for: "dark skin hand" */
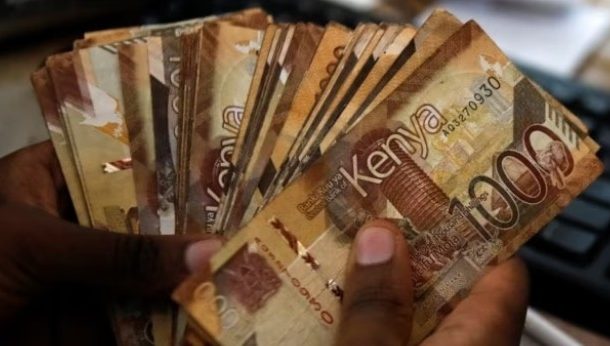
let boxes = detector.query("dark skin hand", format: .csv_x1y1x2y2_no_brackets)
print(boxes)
0,142,220,345
336,220,529,346
0,142,529,345
0,140,68,217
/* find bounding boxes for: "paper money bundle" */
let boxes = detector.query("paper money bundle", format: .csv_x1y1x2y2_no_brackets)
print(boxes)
32,7,603,346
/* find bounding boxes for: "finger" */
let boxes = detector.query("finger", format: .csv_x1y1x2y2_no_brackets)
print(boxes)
421,258,529,346
336,220,413,346
0,204,221,322
0,141,66,216
30,140,65,189
32,140,69,215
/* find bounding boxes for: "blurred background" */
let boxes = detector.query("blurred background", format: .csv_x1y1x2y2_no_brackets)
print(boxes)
1,0,609,344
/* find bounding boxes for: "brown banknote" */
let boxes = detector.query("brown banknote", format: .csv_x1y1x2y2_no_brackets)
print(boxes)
109,299,158,346
76,8,272,230
293,24,389,168
261,23,353,202
319,25,417,153
235,24,398,226
112,35,190,346
45,49,157,346
289,24,408,189
46,50,138,232
271,23,381,191
231,23,325,228
74,8,270,48
178,20,269,232
212,24,282,234
31,68,91,226
174,29,201,234
119,43,161,235
216,24,296,233
220,23,330,233
174,20,603,345
145,35,182,236
280,10,463,190
179,22,269,235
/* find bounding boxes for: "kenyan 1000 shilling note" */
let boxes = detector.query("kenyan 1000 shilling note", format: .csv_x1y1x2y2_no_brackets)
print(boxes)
174,20,603,346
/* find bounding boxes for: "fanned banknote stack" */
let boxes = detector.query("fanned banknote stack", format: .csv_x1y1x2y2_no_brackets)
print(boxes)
32,7,603,346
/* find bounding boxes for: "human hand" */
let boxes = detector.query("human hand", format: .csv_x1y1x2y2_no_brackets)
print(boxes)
0,141,69,217
0,143,221,345
0,203,221,345
336,220,529,346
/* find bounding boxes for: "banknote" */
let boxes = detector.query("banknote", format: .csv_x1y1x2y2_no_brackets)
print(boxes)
260,24,353,202
217,24,294,233
319,25,417,153
110,299,156,346
119,43,161,235
175,30,201,235
79,7,271,180
47,48,160,346
181,325,206,346
282,10,464,189
144,35,181,236
35,7,275,346
118,32,203,346
288,24,408,188
77,27,193,236
212,24,281,234
292,24,389,169
74,8,270,48
31,68,91,226
350,10,463,132
150,303,174,346
46,50,137,232
179,22,268,235
78,11,273,235
220,23,327,233
271,23,381,191
174,20,603,346
233,23,325,227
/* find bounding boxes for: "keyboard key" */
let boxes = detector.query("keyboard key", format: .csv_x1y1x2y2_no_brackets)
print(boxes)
584,178,610,205
541,221,598,256
560,199,610,232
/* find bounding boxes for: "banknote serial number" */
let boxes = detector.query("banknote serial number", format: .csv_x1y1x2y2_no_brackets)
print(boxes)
441,76,502,137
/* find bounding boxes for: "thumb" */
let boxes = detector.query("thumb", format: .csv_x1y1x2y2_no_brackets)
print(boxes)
336,220,413,346
0,203,221,322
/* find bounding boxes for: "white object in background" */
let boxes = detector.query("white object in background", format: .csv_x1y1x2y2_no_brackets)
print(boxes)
416,0,610,78
524,308,583,346
321,0,379,11
488,0,584,8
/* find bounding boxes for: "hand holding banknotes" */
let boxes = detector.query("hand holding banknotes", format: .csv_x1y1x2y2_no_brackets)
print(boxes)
0,142,528,346
0,142,221,345
30,6,602,344
337,220,529,346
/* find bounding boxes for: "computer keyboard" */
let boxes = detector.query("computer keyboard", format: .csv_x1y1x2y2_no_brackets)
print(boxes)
517,65,610,337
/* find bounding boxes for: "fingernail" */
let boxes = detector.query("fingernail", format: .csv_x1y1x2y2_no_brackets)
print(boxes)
185,239,223,273
356,227,395,266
